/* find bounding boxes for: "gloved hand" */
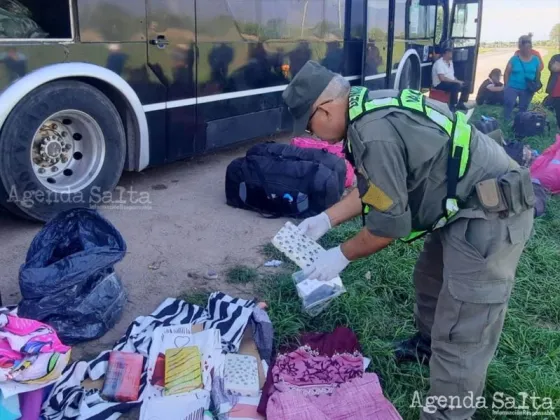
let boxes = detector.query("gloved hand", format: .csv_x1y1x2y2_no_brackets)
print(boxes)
302,245,350,282
298,212,332,241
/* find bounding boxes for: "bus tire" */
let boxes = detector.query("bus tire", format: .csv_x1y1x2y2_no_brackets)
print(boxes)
0,80,126,222
396,55,421,91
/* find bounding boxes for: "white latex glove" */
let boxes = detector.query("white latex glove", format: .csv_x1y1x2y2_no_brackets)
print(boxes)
298,212,332,241
302,245,350,282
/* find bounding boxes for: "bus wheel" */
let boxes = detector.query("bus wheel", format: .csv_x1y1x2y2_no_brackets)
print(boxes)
397,56,421,91
0,80,126,222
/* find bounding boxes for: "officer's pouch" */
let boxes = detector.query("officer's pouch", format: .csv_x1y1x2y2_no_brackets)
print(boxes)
475,178,508,213
498,167,536,214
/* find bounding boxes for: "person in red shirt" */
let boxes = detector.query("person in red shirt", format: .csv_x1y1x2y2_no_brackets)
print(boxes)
546,53,560,130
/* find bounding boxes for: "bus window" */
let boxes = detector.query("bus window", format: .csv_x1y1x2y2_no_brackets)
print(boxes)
434,4,445,45
426,5,437,39
259,0,343,41
408,0,438,40
349,0,364,40
452,2,479,46
408,0,426,38
324,0,345,40
365,0,389,82
393,0,407,70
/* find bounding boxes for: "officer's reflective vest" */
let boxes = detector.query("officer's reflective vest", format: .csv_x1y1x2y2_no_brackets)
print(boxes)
345,86,472,243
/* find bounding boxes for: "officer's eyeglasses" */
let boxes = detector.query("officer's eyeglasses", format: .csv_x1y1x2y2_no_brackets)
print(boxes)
306,99,333,135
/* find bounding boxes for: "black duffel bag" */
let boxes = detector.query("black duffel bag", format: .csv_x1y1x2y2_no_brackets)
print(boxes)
225,142,347,218
513,111,549,138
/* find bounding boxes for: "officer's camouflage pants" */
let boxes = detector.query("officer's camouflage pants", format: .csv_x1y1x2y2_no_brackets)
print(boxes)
413,209,534,420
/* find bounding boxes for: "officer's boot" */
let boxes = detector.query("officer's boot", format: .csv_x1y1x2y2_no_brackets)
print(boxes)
393,332,432,365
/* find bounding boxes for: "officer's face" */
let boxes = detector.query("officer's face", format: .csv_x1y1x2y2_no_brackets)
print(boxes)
306,100,347,143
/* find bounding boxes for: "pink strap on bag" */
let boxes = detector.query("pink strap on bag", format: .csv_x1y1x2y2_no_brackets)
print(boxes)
291,137,355,188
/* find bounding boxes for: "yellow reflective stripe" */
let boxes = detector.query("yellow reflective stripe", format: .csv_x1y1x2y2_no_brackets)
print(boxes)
399,89,424,113
349,87,368,121
400,230,426,243
365,97,399,111
348,86,473,245
425,108,453,136
452,112,472,178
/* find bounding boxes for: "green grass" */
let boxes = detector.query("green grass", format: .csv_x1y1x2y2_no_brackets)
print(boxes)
249,50,560,420
226,265,260,284
177,290,211,308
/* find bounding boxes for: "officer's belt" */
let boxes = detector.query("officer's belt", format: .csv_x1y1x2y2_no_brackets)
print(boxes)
463,167,536,216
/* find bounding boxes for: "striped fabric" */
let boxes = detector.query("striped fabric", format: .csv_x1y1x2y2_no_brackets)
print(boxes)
204,292,256,352
42,294,256,420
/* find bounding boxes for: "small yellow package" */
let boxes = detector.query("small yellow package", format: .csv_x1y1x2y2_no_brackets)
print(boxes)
164,346,202,395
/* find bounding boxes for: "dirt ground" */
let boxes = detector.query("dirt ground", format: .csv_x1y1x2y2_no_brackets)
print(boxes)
0,135,292,360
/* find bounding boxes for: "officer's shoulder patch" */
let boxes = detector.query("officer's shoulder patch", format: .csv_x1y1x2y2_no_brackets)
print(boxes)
362,182,393,212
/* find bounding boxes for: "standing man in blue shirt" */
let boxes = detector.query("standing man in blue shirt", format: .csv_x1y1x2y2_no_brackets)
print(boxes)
503,35,542,121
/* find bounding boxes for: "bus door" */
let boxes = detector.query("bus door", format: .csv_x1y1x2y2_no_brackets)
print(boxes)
146,0,199,162
448,0,483,93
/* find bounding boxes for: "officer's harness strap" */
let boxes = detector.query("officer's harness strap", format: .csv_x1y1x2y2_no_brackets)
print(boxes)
347,87,472,243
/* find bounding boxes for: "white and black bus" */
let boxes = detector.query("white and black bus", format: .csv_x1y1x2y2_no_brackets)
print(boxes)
0,0,482,221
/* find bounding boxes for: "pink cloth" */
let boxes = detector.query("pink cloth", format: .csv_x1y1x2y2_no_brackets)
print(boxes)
530,134,560,194
0,313,71,383
0,314,70,362
290,137,355,188
272,346,363,393
267,373,402,420
258,327,361,416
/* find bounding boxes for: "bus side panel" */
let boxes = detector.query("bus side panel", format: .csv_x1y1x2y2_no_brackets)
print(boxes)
0,45,67,90
193,0,352,155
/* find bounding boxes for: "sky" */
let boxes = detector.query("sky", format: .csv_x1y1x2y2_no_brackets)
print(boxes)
479,0,559,42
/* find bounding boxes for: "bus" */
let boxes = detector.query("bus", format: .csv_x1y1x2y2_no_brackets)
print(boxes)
0,0,482,221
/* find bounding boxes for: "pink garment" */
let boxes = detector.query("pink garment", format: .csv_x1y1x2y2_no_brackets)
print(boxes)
0,313,71,383
267,373,402,420
291,137,355,188
0,314,70,360
258,326,361,416
530,134,560,194
272,346,363,392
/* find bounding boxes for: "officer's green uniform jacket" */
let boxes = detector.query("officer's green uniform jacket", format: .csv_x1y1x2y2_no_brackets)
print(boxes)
346,88,515,240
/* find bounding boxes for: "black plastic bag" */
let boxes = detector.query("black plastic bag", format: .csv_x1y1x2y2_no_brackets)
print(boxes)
18,208,127,345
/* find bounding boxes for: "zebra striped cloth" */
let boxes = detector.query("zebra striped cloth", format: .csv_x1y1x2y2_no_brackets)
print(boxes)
42,293,257,420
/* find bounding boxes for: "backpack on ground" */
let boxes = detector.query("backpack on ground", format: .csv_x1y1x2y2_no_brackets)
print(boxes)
473,116,499,134
513,111,548,138
290,137,355,188
225,142,347,218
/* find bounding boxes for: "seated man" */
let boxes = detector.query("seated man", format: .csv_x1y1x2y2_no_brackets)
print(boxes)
476,68,505,105
432,46,470,111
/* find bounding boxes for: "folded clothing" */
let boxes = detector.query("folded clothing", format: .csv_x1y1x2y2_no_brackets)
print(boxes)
267,373,402,420
258,326,361,416
272,346,363,395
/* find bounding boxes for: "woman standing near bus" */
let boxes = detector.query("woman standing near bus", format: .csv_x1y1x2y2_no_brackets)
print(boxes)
503,35,542,121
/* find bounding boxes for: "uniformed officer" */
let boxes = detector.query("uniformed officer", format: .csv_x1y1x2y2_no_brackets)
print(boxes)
282,60,535,420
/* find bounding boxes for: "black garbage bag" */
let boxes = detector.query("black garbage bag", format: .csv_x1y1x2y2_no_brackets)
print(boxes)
18,208,127,345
